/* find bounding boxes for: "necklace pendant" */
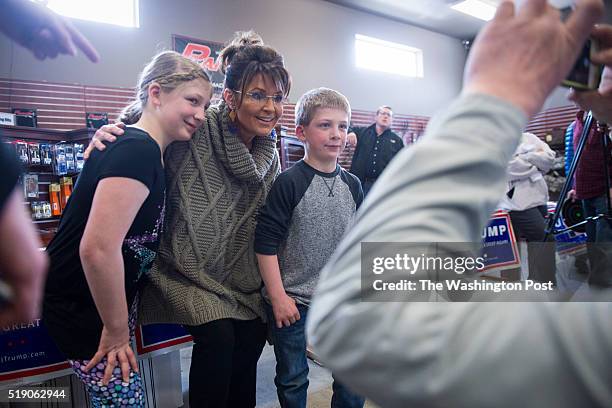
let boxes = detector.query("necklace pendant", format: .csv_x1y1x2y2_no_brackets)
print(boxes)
322,176,336,198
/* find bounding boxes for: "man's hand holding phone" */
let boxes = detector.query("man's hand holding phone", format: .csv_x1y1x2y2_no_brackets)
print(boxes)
569,25,612,124
559,6,603,91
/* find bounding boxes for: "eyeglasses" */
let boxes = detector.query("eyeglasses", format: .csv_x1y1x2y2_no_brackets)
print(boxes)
233,90,287,106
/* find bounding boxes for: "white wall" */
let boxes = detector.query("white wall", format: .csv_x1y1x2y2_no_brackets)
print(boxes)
0,0,466,117
543,87,573,111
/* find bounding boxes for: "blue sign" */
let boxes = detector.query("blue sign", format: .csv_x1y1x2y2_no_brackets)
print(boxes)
1,320,193,385
136,324,192,357
0,319,69,383
481,213,519,271
547,202,587,255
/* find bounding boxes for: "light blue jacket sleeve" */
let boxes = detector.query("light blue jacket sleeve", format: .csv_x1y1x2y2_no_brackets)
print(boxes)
565,121,576,175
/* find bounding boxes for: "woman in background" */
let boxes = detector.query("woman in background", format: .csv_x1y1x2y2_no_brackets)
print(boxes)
499,132,556,284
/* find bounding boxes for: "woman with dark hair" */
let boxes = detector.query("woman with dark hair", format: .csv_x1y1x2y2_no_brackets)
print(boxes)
88,33,291,407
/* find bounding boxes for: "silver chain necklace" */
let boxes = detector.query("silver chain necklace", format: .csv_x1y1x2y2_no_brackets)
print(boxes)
322,176,336,197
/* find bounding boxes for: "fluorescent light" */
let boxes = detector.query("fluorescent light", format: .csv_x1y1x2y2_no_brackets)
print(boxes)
451,0,497,21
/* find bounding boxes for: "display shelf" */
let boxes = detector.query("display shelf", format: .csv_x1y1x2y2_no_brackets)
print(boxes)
0,124,93,142
32,218,61,224
1,124,94,243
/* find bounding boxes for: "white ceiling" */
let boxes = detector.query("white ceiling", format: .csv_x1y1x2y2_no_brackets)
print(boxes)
323,0,612,40
323,0,503,39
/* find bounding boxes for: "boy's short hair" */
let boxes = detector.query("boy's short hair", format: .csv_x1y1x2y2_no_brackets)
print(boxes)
295,87,351,127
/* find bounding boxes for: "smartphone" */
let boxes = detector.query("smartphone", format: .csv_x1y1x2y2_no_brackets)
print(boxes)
559,6,603,90
561,38,602,90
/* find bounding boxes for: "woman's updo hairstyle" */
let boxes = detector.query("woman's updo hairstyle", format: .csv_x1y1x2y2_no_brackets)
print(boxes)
220,32,291,108
119,51,211,125
219,30,264,75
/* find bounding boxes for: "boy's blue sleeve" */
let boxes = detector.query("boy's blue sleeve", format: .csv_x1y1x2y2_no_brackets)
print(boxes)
254,172,298,255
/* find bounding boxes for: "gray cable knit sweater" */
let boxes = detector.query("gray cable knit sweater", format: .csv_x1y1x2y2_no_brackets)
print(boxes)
139,101,280,326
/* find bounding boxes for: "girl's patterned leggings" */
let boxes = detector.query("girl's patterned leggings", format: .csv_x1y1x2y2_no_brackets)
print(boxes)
68,299,143,407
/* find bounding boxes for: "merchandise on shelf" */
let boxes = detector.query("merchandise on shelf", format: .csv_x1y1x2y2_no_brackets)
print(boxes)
49,183,61,216
23,174,39,199
40,143,53,167
30,201,53,220
53,144,67,175
65,144,75,173
59,176,72,210
1,124,93,251
42,202,52,218
13,140,29,164
28,143,41,165
30,201,44,220
74,143,85,171
11,108,37,127
86,112,109,129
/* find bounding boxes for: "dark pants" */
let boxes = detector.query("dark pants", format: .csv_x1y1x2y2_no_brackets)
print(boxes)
509,205,557,284
582,196,612,287
185,318,267,408
265,302,365,408
582,195,612,242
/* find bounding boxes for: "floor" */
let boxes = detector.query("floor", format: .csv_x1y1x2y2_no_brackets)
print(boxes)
179,345,378,408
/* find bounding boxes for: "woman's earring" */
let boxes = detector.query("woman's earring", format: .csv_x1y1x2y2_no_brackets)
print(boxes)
228,108,239,133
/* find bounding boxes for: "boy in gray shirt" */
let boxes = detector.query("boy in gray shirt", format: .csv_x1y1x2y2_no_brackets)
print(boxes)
255,88,364,408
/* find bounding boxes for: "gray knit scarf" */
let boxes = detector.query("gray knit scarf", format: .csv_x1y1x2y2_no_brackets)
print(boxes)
139,101,280,326
209,102,279,183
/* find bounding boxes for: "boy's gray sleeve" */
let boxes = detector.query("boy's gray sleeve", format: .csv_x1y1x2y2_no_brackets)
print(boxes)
306,93,612,408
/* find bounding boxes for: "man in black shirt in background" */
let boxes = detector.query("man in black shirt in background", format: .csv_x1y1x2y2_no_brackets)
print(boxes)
347,105,404,195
